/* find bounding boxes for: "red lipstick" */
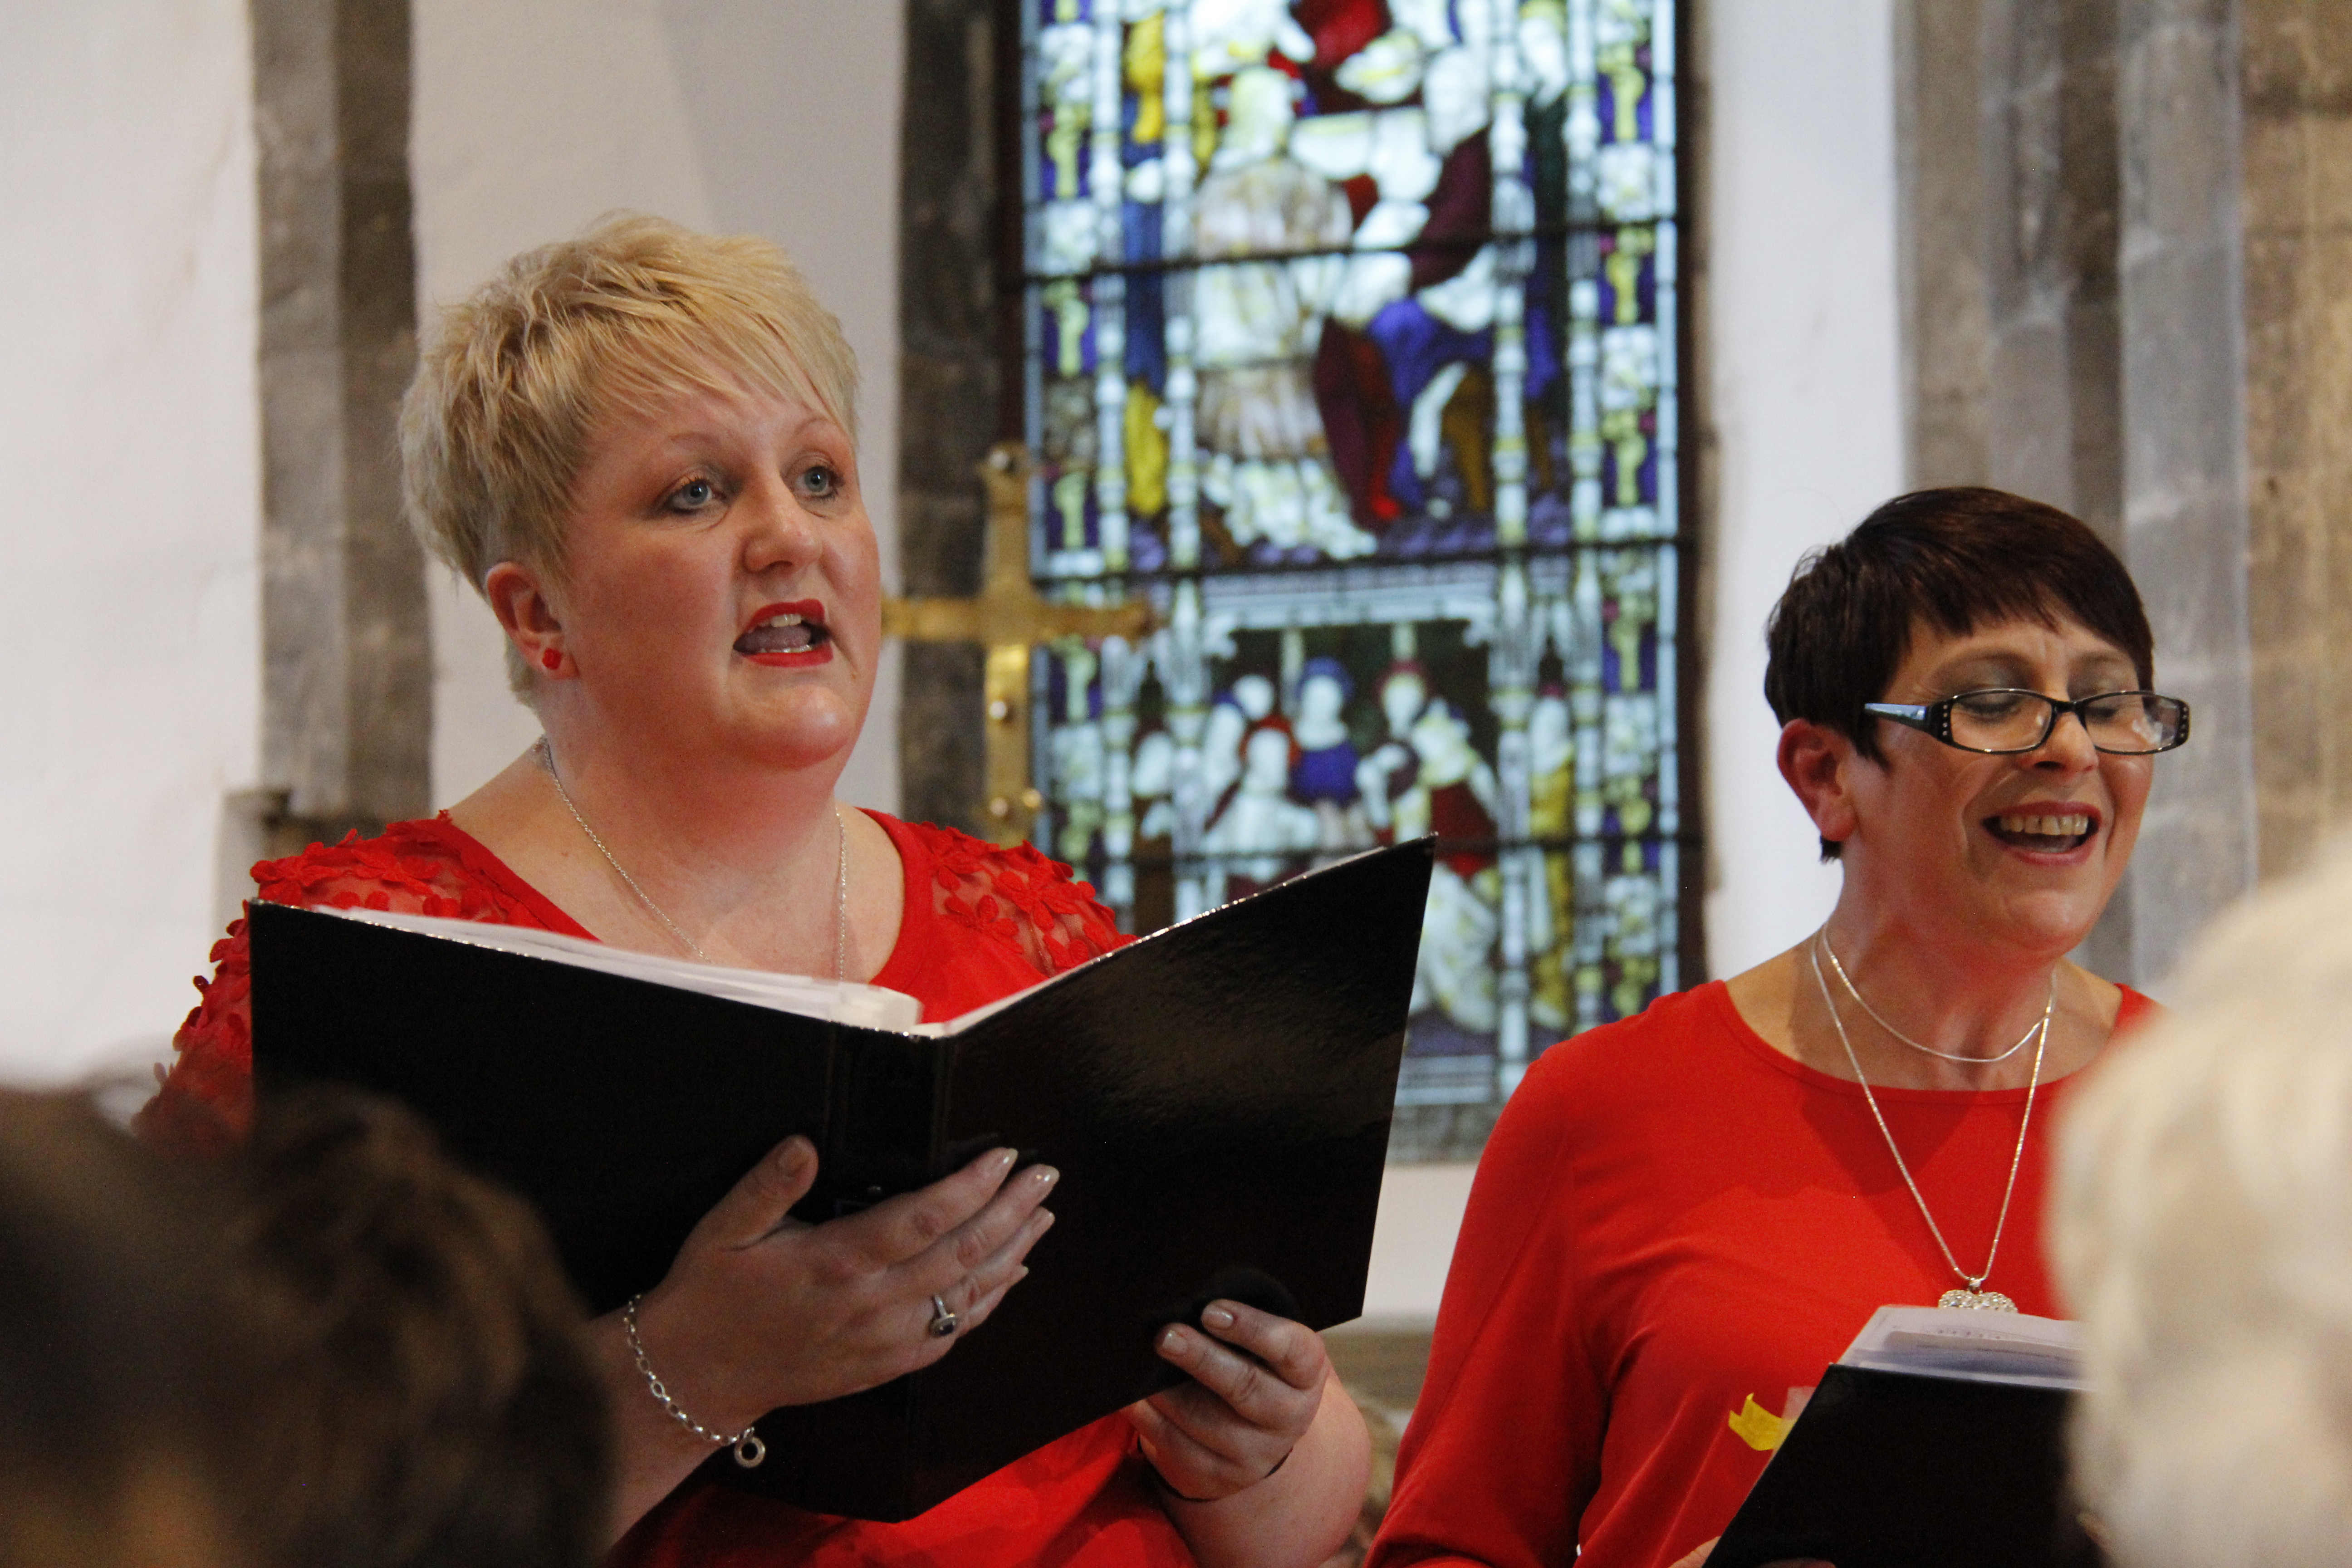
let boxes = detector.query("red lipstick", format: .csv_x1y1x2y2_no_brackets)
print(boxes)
734,600,833,668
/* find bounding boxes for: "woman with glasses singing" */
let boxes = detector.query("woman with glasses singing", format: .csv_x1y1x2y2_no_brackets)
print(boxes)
1369,490,2186,1568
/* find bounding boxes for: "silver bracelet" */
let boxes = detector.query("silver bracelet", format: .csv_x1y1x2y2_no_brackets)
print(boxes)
621,1294,767,1469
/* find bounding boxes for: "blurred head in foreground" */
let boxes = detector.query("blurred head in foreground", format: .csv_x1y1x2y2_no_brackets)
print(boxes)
2053,835,2352,1568
229,1087,611,1568
0,1089,240,1568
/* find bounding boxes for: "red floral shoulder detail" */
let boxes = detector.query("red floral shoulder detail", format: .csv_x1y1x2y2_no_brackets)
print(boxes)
141,816,1128,1156
136,819,569,1157
906,823,1127,979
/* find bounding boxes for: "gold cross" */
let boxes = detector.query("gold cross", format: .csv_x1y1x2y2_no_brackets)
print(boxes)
882,444,1154,847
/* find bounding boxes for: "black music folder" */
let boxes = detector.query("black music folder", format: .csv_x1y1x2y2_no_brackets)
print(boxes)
1710,1309,2105,1568
247,838,1432,1521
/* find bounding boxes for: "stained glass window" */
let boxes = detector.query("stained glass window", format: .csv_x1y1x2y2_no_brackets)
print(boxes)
1019,0,1687,1156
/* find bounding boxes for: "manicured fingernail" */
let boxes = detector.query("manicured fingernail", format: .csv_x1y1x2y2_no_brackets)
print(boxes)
1017,1265,1031,1281
1160,1326,1187,1355
1201,1303,1236,1330
1030,1164,1059,1189
993,1148,1018,1171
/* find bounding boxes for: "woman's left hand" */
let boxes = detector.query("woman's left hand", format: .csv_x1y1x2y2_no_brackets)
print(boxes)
1128,1298,1328,1501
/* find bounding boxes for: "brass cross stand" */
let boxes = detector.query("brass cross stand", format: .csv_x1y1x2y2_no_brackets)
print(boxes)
882,444,1154,847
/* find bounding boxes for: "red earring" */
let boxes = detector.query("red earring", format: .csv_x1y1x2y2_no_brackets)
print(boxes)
542,649,562,671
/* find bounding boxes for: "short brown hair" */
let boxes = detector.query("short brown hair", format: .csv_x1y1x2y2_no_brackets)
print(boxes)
0,1091,240,1566
1764,488,2155,858
401,213,858,691
229,1088,609,1568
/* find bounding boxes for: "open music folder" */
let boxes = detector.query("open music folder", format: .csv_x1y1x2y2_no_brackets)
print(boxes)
246,837,1433,1521
1709,1307,2106,1568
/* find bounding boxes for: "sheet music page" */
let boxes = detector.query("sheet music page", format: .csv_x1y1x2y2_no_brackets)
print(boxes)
316,905,926,1031
1837,1305,2082,1389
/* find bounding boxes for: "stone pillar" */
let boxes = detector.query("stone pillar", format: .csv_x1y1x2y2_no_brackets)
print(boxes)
1980,0,2125,545
2237,0,2352,881
1895,0,1991,488
895,0,1009,836
2112,0,2260,983
250,0,429,852
1895,0,2125,534
1986,0,2136,977
1898,0,2141,975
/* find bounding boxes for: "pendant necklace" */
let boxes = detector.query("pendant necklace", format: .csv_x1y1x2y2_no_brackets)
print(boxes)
1808,933,2051,1312
537,736,847,982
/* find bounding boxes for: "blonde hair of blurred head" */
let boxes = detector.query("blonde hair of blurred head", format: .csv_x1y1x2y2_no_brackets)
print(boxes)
2052,833,2352,1568
400,211,860,696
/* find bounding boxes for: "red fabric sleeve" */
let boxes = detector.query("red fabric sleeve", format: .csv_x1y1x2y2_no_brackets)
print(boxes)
135,820,581,1158
136,920,260,1158
1370,1047,1600,1568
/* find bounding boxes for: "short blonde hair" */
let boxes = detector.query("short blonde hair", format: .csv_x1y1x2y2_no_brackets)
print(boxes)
2052,835,2352,1568
401,213,859,666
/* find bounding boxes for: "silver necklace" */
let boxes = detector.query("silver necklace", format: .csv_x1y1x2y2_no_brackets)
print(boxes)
537,736,847,981
1809,933,2050,1312
1819,931,2048,1065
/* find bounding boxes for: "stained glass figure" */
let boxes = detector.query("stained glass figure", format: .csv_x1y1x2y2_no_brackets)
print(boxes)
1020,0,1685,1156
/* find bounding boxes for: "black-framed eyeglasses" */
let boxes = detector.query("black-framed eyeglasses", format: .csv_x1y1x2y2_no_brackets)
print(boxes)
1862,689,2191,755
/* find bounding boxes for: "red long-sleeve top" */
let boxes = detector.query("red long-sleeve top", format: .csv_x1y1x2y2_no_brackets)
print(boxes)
1369,980,2155,1568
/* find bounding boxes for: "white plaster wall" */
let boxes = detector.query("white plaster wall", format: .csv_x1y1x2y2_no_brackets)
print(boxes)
0,0,262,1083
1701,0,1904,980
412,0,905,812
1357,1162,1477,1323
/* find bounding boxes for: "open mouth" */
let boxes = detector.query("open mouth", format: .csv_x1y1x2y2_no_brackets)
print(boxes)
1984,810,2096,853
735,602,831,660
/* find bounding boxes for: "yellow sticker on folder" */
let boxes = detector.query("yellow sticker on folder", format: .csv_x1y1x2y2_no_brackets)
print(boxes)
1727,1394,1791,1452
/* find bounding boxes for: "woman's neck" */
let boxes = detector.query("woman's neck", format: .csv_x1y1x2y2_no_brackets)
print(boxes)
1815,906,2059,1085
540,719,843,877
1726,903,2121,1091
446,723,899,981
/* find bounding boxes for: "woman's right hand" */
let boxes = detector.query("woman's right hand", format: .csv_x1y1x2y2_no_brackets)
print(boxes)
623,1135,1057,1434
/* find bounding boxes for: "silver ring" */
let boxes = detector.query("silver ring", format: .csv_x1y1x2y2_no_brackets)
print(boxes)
928,1293,960,1338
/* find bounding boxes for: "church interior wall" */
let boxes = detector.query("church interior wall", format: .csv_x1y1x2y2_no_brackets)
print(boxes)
0,0,264,1083
411,0,906,815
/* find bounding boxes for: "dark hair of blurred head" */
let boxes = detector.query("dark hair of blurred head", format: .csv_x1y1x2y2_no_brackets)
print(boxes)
229,1086,611,1568
1763,487,2155,860
0,1088,241,1567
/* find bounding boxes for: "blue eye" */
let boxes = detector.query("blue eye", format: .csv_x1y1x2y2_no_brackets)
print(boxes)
799,464,841,499
669,478,716,510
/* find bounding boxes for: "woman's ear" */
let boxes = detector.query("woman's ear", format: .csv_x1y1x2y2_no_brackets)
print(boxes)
1777,718,1861,852
484,562,568,677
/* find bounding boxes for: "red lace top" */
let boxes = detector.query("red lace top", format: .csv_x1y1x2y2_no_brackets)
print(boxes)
142,811,1195,1568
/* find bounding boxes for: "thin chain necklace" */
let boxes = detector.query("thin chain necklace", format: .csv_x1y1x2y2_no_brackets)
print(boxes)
537,736,847,982
1819,930,2050,1065
1808,933,2050,1312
